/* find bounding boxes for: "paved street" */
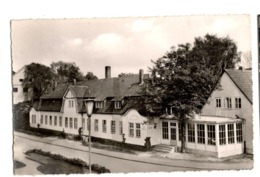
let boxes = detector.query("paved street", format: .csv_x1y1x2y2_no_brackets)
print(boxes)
13,132,253,175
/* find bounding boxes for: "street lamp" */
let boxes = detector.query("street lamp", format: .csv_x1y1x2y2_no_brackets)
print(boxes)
84,98,94,174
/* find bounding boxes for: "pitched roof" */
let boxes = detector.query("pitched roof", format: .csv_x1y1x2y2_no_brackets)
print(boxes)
41,83,69,99
225,69,252,103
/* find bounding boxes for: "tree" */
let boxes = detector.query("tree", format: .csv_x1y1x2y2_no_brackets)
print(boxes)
143,34,240,152
50,61,84,83
23,63,54,101
85,72,98,80
242,51,252,69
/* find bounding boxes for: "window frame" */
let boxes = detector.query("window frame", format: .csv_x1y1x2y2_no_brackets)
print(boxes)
187,123,195,143
69,118,73,128
102,120,107,133
136,123,141,138
197,124,205,144
162,121,169,139
228,124,235,144
216,98,222,108
54,116,57,126
236,123,243,143
111,120,116,134
74,118,78,129
235,98,242,109
219,124,226,145
40,115,43,124
207,124,216,145
59,116,62,127
65,117,68,128
94,119,99,132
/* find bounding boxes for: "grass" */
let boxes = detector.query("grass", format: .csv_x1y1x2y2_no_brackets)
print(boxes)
26,149,110,174
14,160,26,169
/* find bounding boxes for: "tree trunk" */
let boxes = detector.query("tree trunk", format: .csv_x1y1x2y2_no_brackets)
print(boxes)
180,114,186,153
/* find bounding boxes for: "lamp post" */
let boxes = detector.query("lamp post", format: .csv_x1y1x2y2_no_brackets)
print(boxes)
84,98,94,174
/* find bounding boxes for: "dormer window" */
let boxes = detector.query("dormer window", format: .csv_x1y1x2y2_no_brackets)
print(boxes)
68,100,74,108
96,101,104,108
165,106,173,115
115,101,121,109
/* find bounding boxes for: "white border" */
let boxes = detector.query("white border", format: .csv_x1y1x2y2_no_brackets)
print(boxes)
1,0,259,177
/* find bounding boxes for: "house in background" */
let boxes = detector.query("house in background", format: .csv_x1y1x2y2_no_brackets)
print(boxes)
12,66,28,104
29,66,253,158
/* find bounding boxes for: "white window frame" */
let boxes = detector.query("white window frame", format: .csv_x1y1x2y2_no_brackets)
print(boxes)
216,98,222,108
111,120,116,134
45,115,48,125
94,119,99,132
136,123,141,138
49,116,52,126
74,118,78,129
115,101,121,109
40,115,43,124
162,122,169,139
224,97,232,109
95,101,104,108
59,116,62,127
187,123,195,143
69,118,73,128
129,122,134,137
228,124,235,144
207,124,216,145
65,117,68,128
236,123,243,143
102,120,107,133
219,124,226,145
54,116,57,126
119,121,123,135
235,97,242,109
197,124,205,144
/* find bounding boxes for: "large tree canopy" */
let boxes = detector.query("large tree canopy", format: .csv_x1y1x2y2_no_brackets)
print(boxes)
23,63,54,101
50,61,85,82
85,72,98,80
143,34,241,152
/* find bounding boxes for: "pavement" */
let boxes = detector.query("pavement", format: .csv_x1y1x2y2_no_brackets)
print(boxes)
13,131,253,174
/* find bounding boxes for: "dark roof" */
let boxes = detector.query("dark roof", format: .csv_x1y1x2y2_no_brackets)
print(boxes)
225,69,252,103
37,74,149,114
38,99,63,112
41,83,69,99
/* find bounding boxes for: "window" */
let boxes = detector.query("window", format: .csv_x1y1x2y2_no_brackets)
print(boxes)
94,119,99,132
115,102,121,109
102,120,107,133
119,121,123,135
236,123,243,143
235,98,242,109
54,116,57,126
178,123,185,142
216,98,221,108
187,123,195,143
129,122,134,137
219,125,226,145
82,118,85,130
111,121,116,134
32,115,36,124
13,87,18,92
19,79,24,82
59,116,62,127
207,125,216,145
197,124,205,144
224,97,232,109
49,116,52,125
69,118,73,128
45,115,48,125
74,118,78,129
65,117,68,128
228,124,235,144
95,101,104,108
136,123,141,138
162,122,169,139
40,115,43,124
68,100,74,108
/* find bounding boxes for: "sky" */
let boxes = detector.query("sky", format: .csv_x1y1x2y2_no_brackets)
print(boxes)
11,15,251,79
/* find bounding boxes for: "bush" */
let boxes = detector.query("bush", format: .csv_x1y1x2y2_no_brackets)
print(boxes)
13,101,31,131
25,149,110,173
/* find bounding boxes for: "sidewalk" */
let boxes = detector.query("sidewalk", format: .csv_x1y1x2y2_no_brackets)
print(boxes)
13,131,253,171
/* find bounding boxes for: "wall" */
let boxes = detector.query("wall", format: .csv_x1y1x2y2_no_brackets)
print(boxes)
13,67,25,104
201,72,253,154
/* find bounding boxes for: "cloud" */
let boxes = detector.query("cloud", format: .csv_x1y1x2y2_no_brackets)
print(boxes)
86,33,124,55
131,19,154,33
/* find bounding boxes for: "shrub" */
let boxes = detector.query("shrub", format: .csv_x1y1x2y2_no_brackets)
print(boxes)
25,149,110,173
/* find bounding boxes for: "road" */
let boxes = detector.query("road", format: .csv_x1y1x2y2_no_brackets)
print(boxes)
13,133,253,175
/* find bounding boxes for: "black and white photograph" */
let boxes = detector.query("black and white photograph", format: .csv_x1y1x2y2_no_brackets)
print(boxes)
10,15,254,175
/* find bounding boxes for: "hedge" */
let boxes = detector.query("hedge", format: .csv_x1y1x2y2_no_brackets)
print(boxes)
25,149,110,174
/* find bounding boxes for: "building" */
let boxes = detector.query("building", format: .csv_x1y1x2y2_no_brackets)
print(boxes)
13,66,27,104
29,67,252,158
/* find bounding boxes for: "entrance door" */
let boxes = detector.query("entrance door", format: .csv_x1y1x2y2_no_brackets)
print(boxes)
170,122,177,145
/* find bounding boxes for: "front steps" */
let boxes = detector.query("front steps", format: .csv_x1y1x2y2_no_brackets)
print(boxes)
152,144,176,153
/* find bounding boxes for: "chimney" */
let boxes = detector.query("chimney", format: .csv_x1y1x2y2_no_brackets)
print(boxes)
105,66,111,79
139,69,144,84
73,79,76,86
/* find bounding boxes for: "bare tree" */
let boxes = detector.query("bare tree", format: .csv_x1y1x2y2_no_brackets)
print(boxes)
242,51,252,69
